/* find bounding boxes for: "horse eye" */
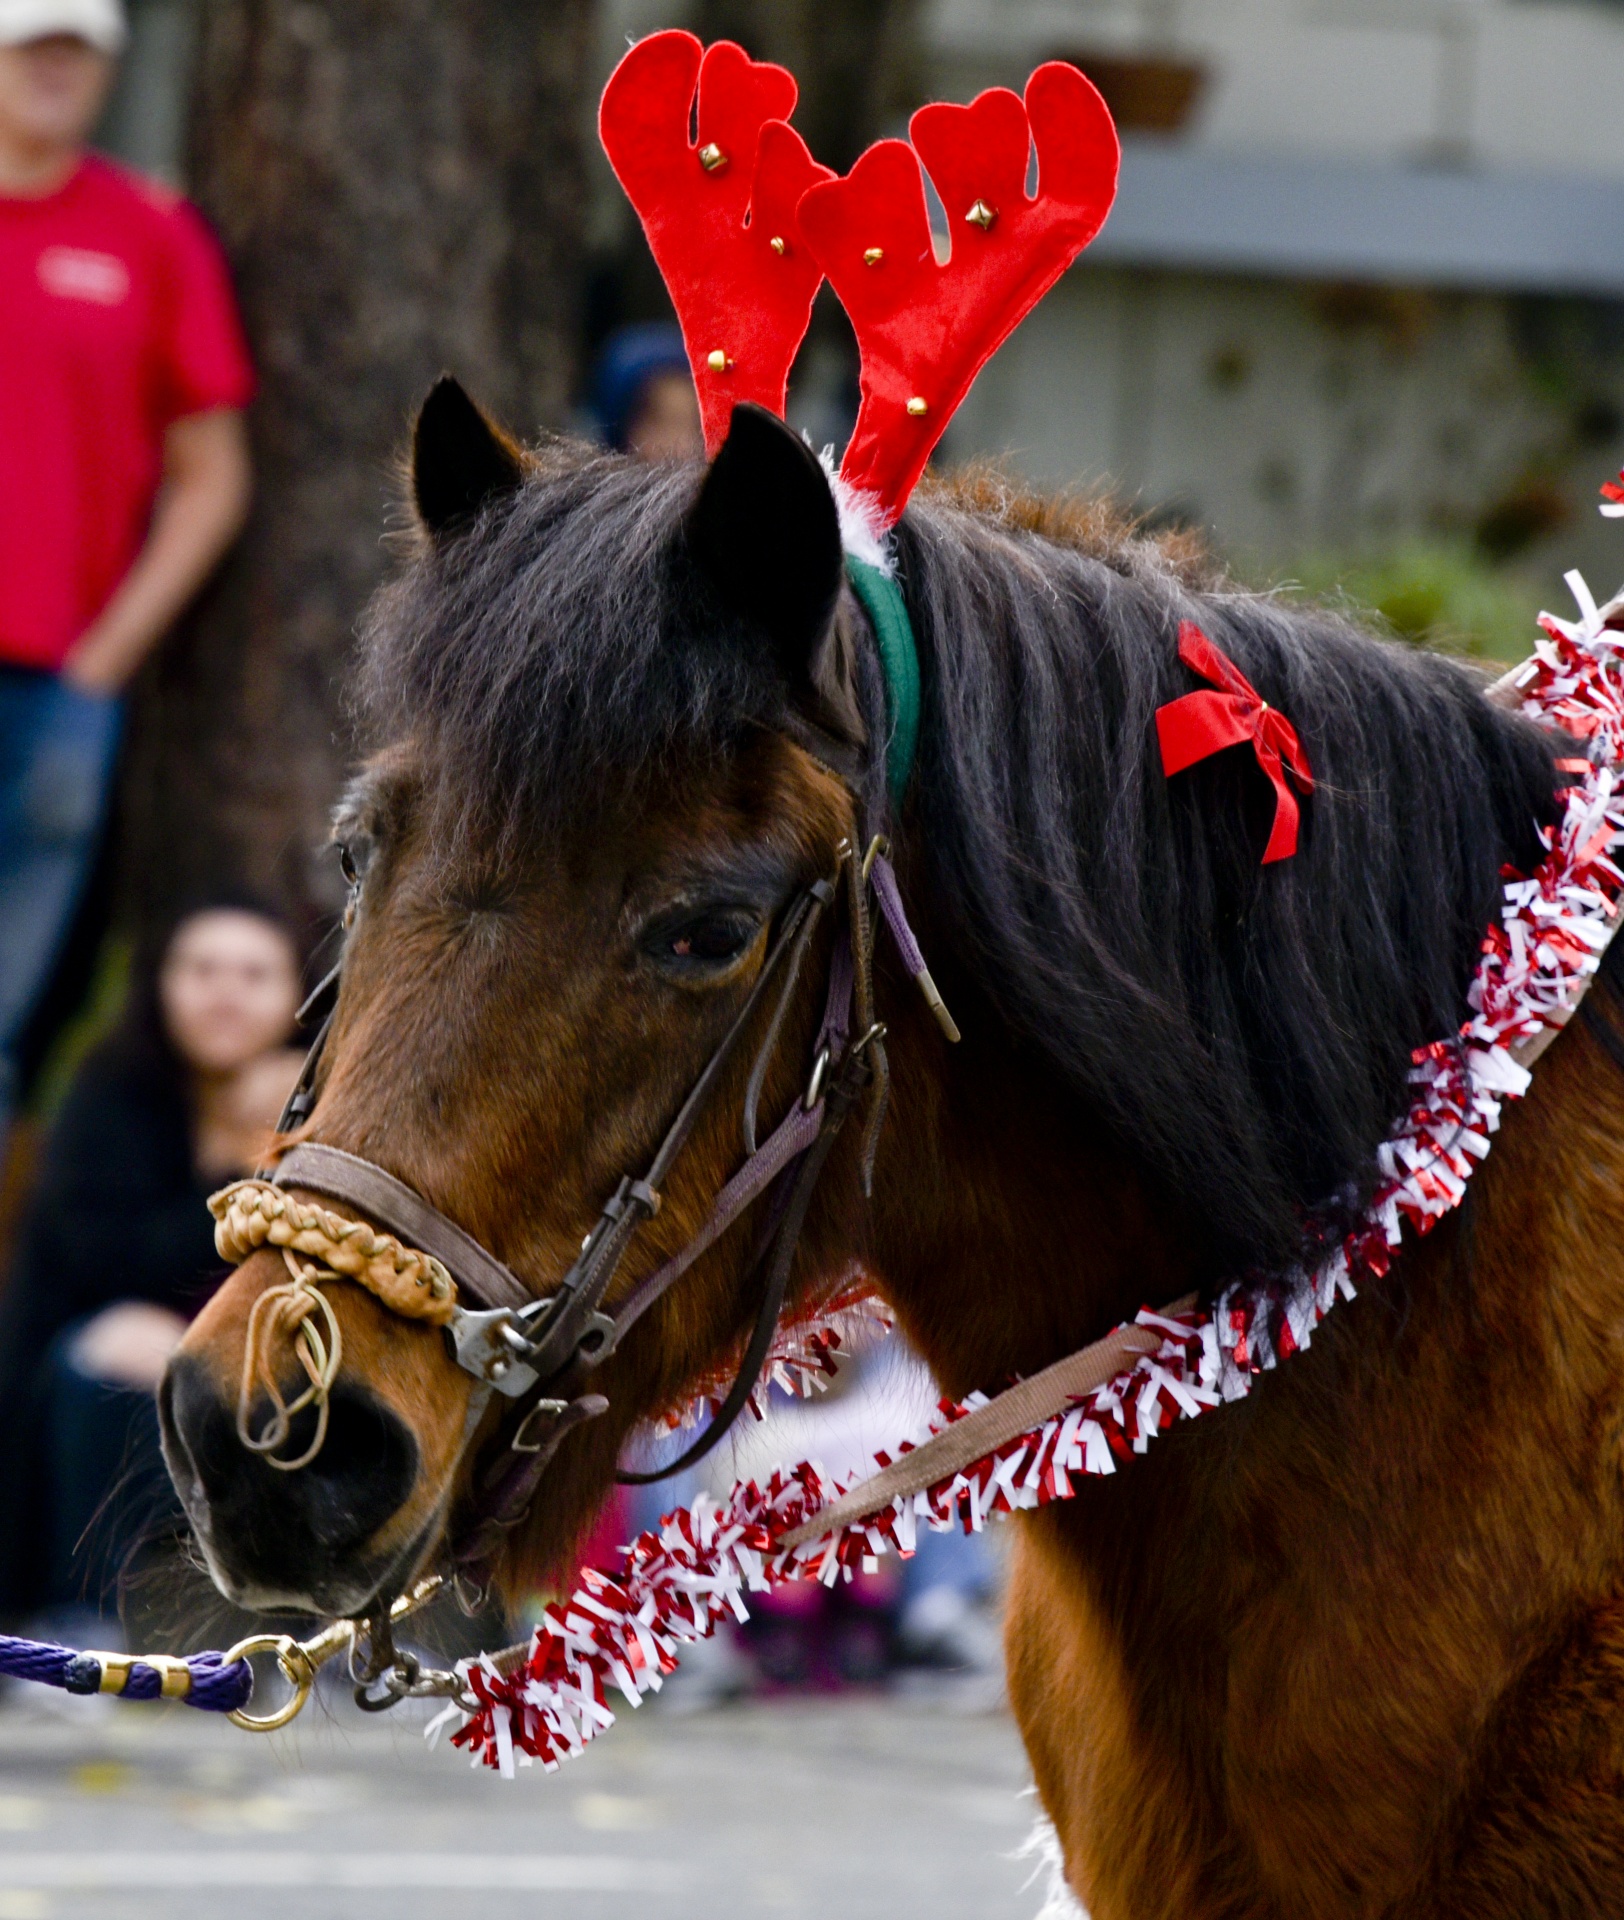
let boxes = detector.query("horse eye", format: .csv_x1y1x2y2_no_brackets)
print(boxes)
337,834,378,887
653,911,758,971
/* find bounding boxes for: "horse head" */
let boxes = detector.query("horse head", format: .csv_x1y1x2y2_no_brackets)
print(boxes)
156,33,1143,1624
159,387,902,1616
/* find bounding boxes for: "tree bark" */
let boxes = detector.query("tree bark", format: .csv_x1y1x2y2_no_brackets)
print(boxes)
124,0,593,933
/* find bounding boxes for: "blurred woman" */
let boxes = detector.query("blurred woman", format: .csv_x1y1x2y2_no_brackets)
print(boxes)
0,900,303,1627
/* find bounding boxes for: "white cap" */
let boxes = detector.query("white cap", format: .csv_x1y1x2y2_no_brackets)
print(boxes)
0,0,127,54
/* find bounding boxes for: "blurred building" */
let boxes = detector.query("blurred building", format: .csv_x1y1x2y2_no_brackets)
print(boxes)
930,0,1624,587
590,0,1624,596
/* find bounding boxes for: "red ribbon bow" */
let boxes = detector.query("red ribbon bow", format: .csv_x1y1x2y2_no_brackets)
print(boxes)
1155,622,1314,864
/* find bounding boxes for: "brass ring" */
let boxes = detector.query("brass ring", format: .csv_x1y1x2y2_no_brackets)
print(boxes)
222,1634,316,1732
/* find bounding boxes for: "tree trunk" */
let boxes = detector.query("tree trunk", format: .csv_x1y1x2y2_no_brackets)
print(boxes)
123,0,593,934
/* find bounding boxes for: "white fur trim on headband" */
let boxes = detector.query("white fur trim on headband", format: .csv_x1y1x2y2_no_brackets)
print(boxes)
1016,1812,1091,1920
814,445,894,575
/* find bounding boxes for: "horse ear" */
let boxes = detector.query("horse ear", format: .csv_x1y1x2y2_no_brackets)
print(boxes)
687,402,843,682
412,376,524,539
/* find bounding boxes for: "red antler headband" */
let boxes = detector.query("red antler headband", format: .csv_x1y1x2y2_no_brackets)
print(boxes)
798,65,1119,526
600,33,1121,528
599,32,832,457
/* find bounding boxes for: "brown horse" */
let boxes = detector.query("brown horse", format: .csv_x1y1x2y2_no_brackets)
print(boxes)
162,387,1624,1917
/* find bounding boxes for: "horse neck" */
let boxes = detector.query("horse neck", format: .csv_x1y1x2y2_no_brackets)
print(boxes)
859,904,1624,1428
856,948,1206,1400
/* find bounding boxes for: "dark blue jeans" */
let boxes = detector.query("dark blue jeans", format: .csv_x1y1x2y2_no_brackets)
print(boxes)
0,666,123,1135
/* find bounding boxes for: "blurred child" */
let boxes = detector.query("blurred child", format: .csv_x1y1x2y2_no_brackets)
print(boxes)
589,322,704,461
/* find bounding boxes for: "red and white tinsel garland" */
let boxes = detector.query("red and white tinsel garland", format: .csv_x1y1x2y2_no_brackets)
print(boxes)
650,1274,892,1435
434,511,1624,1776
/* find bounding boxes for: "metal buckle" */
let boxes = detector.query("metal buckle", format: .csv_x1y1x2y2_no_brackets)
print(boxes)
804,1047,830,1110
850,1021,888,1059
509,1397,573,1453
447,1299,617,1396
446,1297,555,1396
567,1310,619,1372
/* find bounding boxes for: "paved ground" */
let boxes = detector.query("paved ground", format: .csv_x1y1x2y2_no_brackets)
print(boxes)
0,1679,1042,1920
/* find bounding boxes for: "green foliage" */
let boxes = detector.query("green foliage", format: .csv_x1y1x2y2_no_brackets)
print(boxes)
1268,543,1545,662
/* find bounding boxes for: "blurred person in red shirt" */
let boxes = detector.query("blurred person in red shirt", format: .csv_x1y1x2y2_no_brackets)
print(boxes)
0,0,254,1142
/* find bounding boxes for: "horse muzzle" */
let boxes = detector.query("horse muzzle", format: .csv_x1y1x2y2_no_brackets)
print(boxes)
159,1350,421,1615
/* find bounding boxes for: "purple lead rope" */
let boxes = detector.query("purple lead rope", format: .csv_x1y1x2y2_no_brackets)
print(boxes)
0,1632,253,1712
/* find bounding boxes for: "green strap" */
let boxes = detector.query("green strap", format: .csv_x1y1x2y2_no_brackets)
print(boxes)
845,556,921,807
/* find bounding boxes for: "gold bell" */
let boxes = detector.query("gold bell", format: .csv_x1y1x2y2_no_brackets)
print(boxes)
906,396,928,417
965,199,997,230
863,247,884,266
706,350,732,373
698,143,727,172
769,235,787,255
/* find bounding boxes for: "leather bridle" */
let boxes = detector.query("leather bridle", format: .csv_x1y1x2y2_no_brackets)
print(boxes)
258,809,939,1593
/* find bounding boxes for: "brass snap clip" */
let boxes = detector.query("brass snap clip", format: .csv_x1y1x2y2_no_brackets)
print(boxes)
221,1632,322,1733
223,1576,445,1733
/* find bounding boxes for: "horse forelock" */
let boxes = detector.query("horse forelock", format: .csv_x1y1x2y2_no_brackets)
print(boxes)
354,441,794,852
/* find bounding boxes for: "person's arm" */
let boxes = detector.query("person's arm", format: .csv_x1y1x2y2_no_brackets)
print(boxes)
60,408,252,695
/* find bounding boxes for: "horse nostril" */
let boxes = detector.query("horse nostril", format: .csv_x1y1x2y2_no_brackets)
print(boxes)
161,1352,419,1598
292,1386,421,1542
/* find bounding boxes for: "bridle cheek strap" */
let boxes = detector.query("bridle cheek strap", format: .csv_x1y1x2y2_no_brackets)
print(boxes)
451,866,880,1564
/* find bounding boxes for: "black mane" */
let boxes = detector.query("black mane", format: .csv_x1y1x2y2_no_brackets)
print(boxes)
358,446,1559,1273
896,488,1557,1268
